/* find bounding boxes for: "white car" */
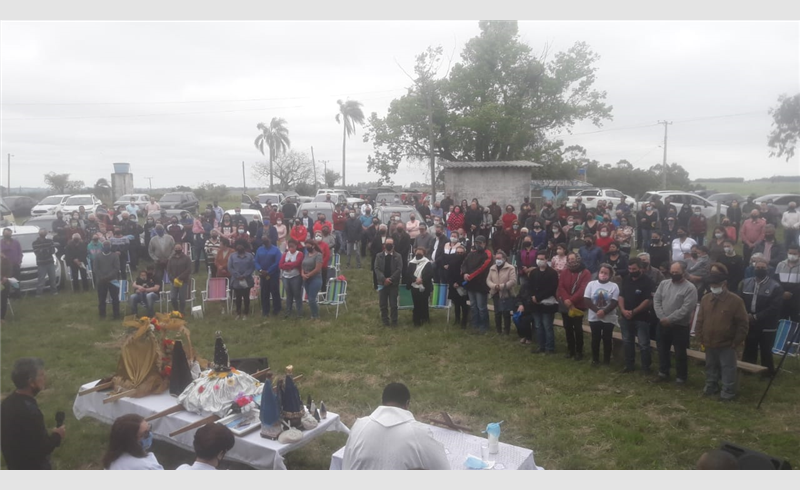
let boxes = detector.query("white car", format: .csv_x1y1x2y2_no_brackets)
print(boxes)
61,194,103,215
225,209,263,225
640,191,728,220
113,193,151,216
8,225,64,293
566,188,637,210
30,194,71,216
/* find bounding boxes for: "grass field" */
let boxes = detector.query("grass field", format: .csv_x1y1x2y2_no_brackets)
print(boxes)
2,200,799,470
693,181,800,197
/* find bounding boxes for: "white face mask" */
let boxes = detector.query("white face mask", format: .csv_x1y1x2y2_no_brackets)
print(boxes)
450,237,458,243
710,286,723,295
552,228,559,233
349,213,355,218
495,259,504,267
724,247,734,255
788,254,799,262
715,233,723,239
600,232,608,237
536,259,547,268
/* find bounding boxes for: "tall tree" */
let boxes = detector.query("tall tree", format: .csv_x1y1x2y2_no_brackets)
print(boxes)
254,118,291,191
768,93,800,161
365,20,612,181
335,99,365,186
44,172,84,194
323,169,341,188
93,178,112,202
253,150,314,191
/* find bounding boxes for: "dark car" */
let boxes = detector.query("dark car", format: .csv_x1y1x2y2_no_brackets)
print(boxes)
23,215,61,233
146,209,194,221
707,193,745,207
4,196,37,217
158,192,199,214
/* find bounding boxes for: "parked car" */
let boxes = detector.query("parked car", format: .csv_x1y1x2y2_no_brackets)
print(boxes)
146,209,194,221
61,194,103,215
113,193,151,216
0,198,16,227
640,190,727,220
707,193,745,207
375,192,403,205
3,196,37,217
566,188,637,210
256,192,286,207
374,205,417,225
159,192,199,214
225,209,263,225
8,225,64,293
754,193,800,214
296,202,335,224
23,215,61,233
30,194,71,216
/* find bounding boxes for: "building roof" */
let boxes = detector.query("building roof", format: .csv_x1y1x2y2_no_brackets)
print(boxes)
530,179,593,189
442,161,542,169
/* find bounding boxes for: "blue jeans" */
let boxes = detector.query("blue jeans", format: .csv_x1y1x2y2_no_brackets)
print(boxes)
283,275,303,316
304,274,323,318
170,283,188,314
533,311,555,352
36,262,58,296
638,228,650,251
467,290,489,332
130,291,158,317
619,317,651,370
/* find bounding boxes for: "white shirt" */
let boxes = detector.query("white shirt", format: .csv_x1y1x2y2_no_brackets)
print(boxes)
671,237,697,262
108,452,164,470
176,461,216,470
342,406,449,470
431,236,441,261
584,280,620,324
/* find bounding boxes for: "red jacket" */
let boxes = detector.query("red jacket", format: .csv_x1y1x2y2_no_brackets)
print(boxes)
317,240,331,268
333,212,347,231
501,213,517,230
557,266,591,311
689,214,707,235
279,250,304,272
289,225,307,243
313,220,334,235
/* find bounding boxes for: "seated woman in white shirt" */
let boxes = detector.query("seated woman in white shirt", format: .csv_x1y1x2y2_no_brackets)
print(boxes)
102,414,163,470
177,422,235,470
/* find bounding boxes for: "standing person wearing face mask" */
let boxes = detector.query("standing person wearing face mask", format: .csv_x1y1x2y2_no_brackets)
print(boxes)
290,219,308,245
516,236,537,287
502,205,517,230
392,224,412,283
461,235,493,334
312,213,333,237
717,240,744,291
579,236,603,276
617,258,656,374
688,207,708,246
414,224,435,259
65,233,89,292
428,224,447,282
528,256,559,353
584,264,620,366
32,229,58,297
739,256,783,375
708,226,729,262
615,217,634,256
314,232,333,291
143,216,157,258
604,242,629,280
95,240,121,319
148,223,175,280
695,265,749,400
781,201,800,249
370,224,389,290
775,245,800,322
228,241,255,320
487,251,517,335
406,213,421,240
637,203,659,251
594,226,614,253
299,211,313,232
752,224,786,268
274,217,288,252
529,222,547,252
740,210,765,265
333,205,347,250
375,238,403,327
345,211,363,268
557,254,591,360
406,246,434,326
1,358,66,470
646,231,670,270
167,244,193,315
103,414,163,470
359,209,374,257
653,261,698,384
670,227,696,263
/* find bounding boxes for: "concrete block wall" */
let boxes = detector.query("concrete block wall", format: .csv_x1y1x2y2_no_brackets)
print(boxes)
444,167,531,210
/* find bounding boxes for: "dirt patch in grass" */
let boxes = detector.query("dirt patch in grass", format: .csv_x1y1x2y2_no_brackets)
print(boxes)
464,389,480,398
65,322,93,331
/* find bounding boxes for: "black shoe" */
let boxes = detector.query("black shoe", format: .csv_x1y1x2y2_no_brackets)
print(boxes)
651,373,670,384
620,367,635,373
575,353,584,361
564,353,574,359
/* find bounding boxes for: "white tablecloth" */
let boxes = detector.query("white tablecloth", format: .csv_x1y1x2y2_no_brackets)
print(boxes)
74,380,350,470
329,423,542,470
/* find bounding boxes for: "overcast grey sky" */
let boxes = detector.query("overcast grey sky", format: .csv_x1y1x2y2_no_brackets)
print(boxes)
1,20,798,191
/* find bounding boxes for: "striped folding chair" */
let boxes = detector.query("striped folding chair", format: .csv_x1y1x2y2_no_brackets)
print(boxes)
429,283,452,323
773,320,800,357
279,277,285,300
202,276,230,314
319,279,347,318
331,253,341,274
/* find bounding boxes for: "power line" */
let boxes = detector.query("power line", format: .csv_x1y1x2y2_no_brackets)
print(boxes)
1,104,306,121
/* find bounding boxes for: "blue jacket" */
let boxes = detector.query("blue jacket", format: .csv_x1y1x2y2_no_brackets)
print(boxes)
254,244,282,277
579,245,604,274
528,229,547,251
228,252,255,288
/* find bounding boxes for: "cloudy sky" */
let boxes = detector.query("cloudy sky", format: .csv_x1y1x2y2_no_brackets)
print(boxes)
1,20,798,191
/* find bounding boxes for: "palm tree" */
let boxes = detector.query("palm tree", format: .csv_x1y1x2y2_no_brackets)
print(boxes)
335,99,365,186
254,118,291,191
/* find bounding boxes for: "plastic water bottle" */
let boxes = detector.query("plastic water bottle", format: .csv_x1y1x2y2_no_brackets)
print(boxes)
485,421,503,455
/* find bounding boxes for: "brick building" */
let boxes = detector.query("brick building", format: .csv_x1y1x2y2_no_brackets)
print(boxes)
442,161,540,209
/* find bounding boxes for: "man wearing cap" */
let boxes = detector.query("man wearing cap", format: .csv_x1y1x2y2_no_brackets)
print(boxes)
695,264,749,400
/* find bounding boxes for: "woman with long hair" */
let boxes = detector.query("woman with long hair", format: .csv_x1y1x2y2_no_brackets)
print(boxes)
102,414,163,470
447,205,465,235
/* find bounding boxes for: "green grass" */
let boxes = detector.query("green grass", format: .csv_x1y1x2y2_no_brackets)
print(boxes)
692,181,800,198
2,256,799,471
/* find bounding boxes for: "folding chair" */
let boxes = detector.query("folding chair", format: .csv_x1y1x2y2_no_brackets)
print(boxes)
429,283,452,323
108,280,129,315
319,278,348,318
773,320,800,357
202,275,231,314
331,253,341,274
398,286,414,311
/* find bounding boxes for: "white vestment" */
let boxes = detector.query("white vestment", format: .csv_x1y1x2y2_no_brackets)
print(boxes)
342,406,449,470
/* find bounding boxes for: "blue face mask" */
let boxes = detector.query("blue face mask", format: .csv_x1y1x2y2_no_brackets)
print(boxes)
140,431,153,451
156,229,165,236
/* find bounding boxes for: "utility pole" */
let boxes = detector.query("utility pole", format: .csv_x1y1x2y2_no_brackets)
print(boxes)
310,146,317,187
145,177,153,191
6,154,12,196
658,120,672,189
425,86,436,203
242,161,246,193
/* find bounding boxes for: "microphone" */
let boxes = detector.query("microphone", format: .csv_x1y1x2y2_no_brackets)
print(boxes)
55,411,65,428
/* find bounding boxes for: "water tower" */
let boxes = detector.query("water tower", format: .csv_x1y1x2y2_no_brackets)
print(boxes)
111,162,134,202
